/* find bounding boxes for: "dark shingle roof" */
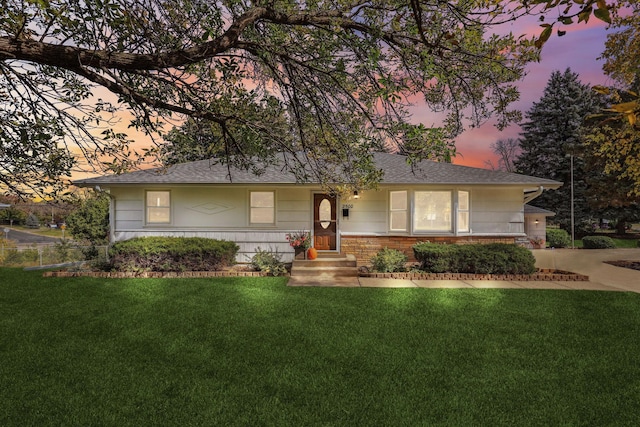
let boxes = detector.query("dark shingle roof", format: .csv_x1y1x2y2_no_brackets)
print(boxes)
74,152,562,187
524,205,556,216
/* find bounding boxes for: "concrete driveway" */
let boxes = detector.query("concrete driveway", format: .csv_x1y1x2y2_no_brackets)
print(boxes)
3,228,61,245
532,248,640,293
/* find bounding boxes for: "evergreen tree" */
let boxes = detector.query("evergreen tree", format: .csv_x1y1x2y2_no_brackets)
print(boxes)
66,193,110,245
514,69,603,233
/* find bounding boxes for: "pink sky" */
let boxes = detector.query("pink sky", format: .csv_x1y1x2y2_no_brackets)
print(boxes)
73,16,614,178
436,19,612,168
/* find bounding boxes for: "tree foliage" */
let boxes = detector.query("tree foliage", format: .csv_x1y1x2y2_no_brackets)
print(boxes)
0,0,614,196
514,69,603,232
66,192,110,244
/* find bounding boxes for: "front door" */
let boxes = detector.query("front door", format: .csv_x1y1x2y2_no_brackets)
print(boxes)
313,194,337,251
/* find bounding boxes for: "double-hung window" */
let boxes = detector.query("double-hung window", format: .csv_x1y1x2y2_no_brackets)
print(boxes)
457,191,470,233
146,191,171,224
389,191,408,231
250,191,275,224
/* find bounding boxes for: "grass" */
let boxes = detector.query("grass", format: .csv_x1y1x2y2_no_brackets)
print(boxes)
3,268,640,425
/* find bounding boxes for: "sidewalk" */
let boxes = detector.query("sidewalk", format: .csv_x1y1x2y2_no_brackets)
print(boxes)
288,249,640,293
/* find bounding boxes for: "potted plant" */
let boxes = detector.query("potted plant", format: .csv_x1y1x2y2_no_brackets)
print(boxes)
529,236,545,249
286,230,312,259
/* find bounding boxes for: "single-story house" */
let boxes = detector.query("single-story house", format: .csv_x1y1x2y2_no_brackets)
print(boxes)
74,152,562,263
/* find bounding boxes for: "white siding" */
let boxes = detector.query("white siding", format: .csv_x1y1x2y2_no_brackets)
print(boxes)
109,185,313,262
471,188,525,235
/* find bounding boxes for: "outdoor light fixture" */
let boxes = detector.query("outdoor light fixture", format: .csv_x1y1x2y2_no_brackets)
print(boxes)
353,190,360,199
535,219,539,225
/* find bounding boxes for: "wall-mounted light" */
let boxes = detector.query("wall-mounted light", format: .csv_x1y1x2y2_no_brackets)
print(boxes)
353,190,360,199
535,219,539,225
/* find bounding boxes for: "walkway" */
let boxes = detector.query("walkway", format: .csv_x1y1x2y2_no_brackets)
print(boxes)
288,248,640,293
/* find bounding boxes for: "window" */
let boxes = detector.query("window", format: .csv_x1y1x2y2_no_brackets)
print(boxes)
457,191,470,233
250,191,275,224
413,191,452,232
389,191,408,231
146,191,171,224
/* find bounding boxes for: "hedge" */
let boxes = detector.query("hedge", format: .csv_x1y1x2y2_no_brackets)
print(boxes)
412,242,536,275
582,235,616,249
109,237,239,272
546,229,571,248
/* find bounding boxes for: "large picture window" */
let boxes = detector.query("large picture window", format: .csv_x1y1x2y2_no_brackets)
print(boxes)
413,191,452,232
146,191,171,224
389,191,408,231
250,191,275,224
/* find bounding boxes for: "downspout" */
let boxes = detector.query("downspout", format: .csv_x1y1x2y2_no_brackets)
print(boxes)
524,186,544,204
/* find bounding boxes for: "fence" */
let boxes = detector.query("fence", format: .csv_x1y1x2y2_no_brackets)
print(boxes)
0,243,109,268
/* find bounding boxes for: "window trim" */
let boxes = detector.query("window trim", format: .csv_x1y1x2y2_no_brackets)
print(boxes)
145,190,172,225
249,190,276,225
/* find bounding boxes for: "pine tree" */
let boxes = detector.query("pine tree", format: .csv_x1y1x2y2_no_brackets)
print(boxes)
515,69,603,234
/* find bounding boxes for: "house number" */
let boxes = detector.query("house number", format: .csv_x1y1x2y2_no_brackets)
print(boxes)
342,204,353,209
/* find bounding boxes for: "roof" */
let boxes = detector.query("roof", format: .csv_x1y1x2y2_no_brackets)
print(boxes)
74,152,562,188
524,205,556,216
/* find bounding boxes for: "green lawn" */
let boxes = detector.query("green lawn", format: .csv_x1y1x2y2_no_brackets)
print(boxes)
2,268,640,426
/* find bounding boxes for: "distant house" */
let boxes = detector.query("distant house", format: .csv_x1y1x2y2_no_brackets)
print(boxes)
74,152,562,263
0,203,10,210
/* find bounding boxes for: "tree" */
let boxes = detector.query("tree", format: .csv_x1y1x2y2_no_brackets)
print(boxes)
0,0,615,197
514,69,603,233
484,138,520,172
66,192,110,245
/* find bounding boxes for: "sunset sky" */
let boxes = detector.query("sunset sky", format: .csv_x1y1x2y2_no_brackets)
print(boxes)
77,14,614,178
442,18,612,168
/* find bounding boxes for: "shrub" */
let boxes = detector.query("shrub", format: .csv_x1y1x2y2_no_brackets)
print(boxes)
546,228,571,248
412,242,536,275
582,235,616,249
250,247,287,276
370,247,408,273
412,242,452,273
109,237,239,272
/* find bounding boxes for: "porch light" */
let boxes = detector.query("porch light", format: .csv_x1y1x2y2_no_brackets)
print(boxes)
353,190,360,199
535,219,539,225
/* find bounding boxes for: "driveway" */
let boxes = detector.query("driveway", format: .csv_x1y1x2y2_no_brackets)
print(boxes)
533,248,640,293
3,228,61,245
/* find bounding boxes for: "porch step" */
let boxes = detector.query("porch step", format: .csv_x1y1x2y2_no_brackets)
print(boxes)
290,254,358,277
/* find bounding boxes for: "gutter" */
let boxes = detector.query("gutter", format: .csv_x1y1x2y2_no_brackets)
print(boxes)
524,186,544,204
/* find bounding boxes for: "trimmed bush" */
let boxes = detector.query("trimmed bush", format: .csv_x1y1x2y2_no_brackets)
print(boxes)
250,247,287,276
412,242,536,275
582,235,616,249
547,228,571,248
370,247,408,273
109,237,239,272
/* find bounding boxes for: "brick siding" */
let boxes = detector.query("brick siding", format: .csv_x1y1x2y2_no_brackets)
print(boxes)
340,235,516,265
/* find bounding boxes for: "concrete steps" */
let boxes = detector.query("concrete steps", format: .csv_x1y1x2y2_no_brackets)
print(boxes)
290,253,358,277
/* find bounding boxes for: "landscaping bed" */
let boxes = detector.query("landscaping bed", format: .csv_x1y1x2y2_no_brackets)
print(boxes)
360,268,589,281
605,260,640,272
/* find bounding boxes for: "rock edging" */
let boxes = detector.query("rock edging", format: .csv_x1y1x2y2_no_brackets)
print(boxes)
360,268,589,281
42,270,272,278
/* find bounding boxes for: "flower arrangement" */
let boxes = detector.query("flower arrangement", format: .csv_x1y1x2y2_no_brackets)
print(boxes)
286,230,311,250
530,237,545,247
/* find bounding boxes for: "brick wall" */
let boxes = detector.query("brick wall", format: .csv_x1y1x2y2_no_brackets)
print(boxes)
340,235,516,265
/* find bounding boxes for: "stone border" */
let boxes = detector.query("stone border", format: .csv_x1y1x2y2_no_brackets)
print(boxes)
360,268,589,281
43,270,273,278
